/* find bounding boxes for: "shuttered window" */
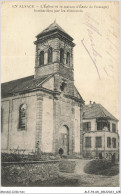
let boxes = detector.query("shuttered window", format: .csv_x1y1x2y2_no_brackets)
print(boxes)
95,136,102,148
83,122,91,131
107,137,111,148
112,123,116,133
85,137,91,148
112,138,116,148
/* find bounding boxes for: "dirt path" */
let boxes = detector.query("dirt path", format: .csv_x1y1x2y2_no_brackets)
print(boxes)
59,159,120,187
77,174,119,187
74,159,91,175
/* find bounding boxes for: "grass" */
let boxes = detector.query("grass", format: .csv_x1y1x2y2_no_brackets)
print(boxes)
29,177,79,187
84,159,119,176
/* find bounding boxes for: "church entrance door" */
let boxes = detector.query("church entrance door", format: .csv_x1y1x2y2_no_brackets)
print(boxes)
59,125,69,155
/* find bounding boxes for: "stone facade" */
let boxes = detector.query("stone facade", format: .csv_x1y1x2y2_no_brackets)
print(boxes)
34,38,74,80
2,93,37,152
1,21,84,156
1,22,119,159
1,90,83,155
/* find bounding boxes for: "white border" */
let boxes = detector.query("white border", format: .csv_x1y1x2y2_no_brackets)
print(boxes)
0,0,120,193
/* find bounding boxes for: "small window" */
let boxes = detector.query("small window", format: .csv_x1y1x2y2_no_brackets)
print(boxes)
107,137,111,148
66,52,70,65
85,137,91,148
95,136,102,148
112,138,116,148
112,123,116,133
107,122,110,131
97,122,102,131
39,51,44,66
19,104,27,130
60,48,64,64
1,108,3,133
48,47,52,63
83,122,91,131
60,81,66,92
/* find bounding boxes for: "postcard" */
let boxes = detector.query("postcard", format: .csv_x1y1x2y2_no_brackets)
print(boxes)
1,1,120,193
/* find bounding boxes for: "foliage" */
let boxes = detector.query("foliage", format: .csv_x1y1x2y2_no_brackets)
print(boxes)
59,160,76,173
29,177,79,187
62,154,82,159
1,151,60,162
1,153,22,162
84,159,119,176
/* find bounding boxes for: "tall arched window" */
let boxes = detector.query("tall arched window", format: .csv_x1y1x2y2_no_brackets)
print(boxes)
66,52,70,66
48,47,53,63
60,48,64,64
39,51,44,66
19,104,27,130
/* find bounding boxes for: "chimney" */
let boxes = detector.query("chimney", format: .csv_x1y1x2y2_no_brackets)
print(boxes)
89,101,92,105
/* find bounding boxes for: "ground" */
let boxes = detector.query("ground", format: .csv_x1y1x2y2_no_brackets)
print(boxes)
59,159,120,187
2,158,119,187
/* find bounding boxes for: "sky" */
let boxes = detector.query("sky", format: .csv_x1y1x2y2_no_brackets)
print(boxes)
1,1,120,121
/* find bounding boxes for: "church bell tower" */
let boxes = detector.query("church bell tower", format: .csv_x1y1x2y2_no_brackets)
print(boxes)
34,21,84,155
34,21,75,96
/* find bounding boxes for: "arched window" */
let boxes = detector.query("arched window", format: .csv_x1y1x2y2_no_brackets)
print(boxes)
19,104,27,130
39,51,44,66
48,47,53,63
1,108,3,133
60,48,64,64
66,52,70,65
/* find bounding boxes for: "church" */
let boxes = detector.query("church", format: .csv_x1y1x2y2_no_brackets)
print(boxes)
1,21,84,155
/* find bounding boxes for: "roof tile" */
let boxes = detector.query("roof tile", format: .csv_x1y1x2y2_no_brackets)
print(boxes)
36,21,73,40
83,103,118,121
1,75,49,98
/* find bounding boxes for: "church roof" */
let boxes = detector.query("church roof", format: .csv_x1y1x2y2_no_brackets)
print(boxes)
1,74,84,104
1,75,49,98
83,103,118,121
36,21,73,41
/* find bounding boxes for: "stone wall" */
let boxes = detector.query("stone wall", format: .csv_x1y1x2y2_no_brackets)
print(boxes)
53,95,82,155
1,93,37,152
41,96,54,152
34,37,74,80
1,100,10,150
1,160,59,186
